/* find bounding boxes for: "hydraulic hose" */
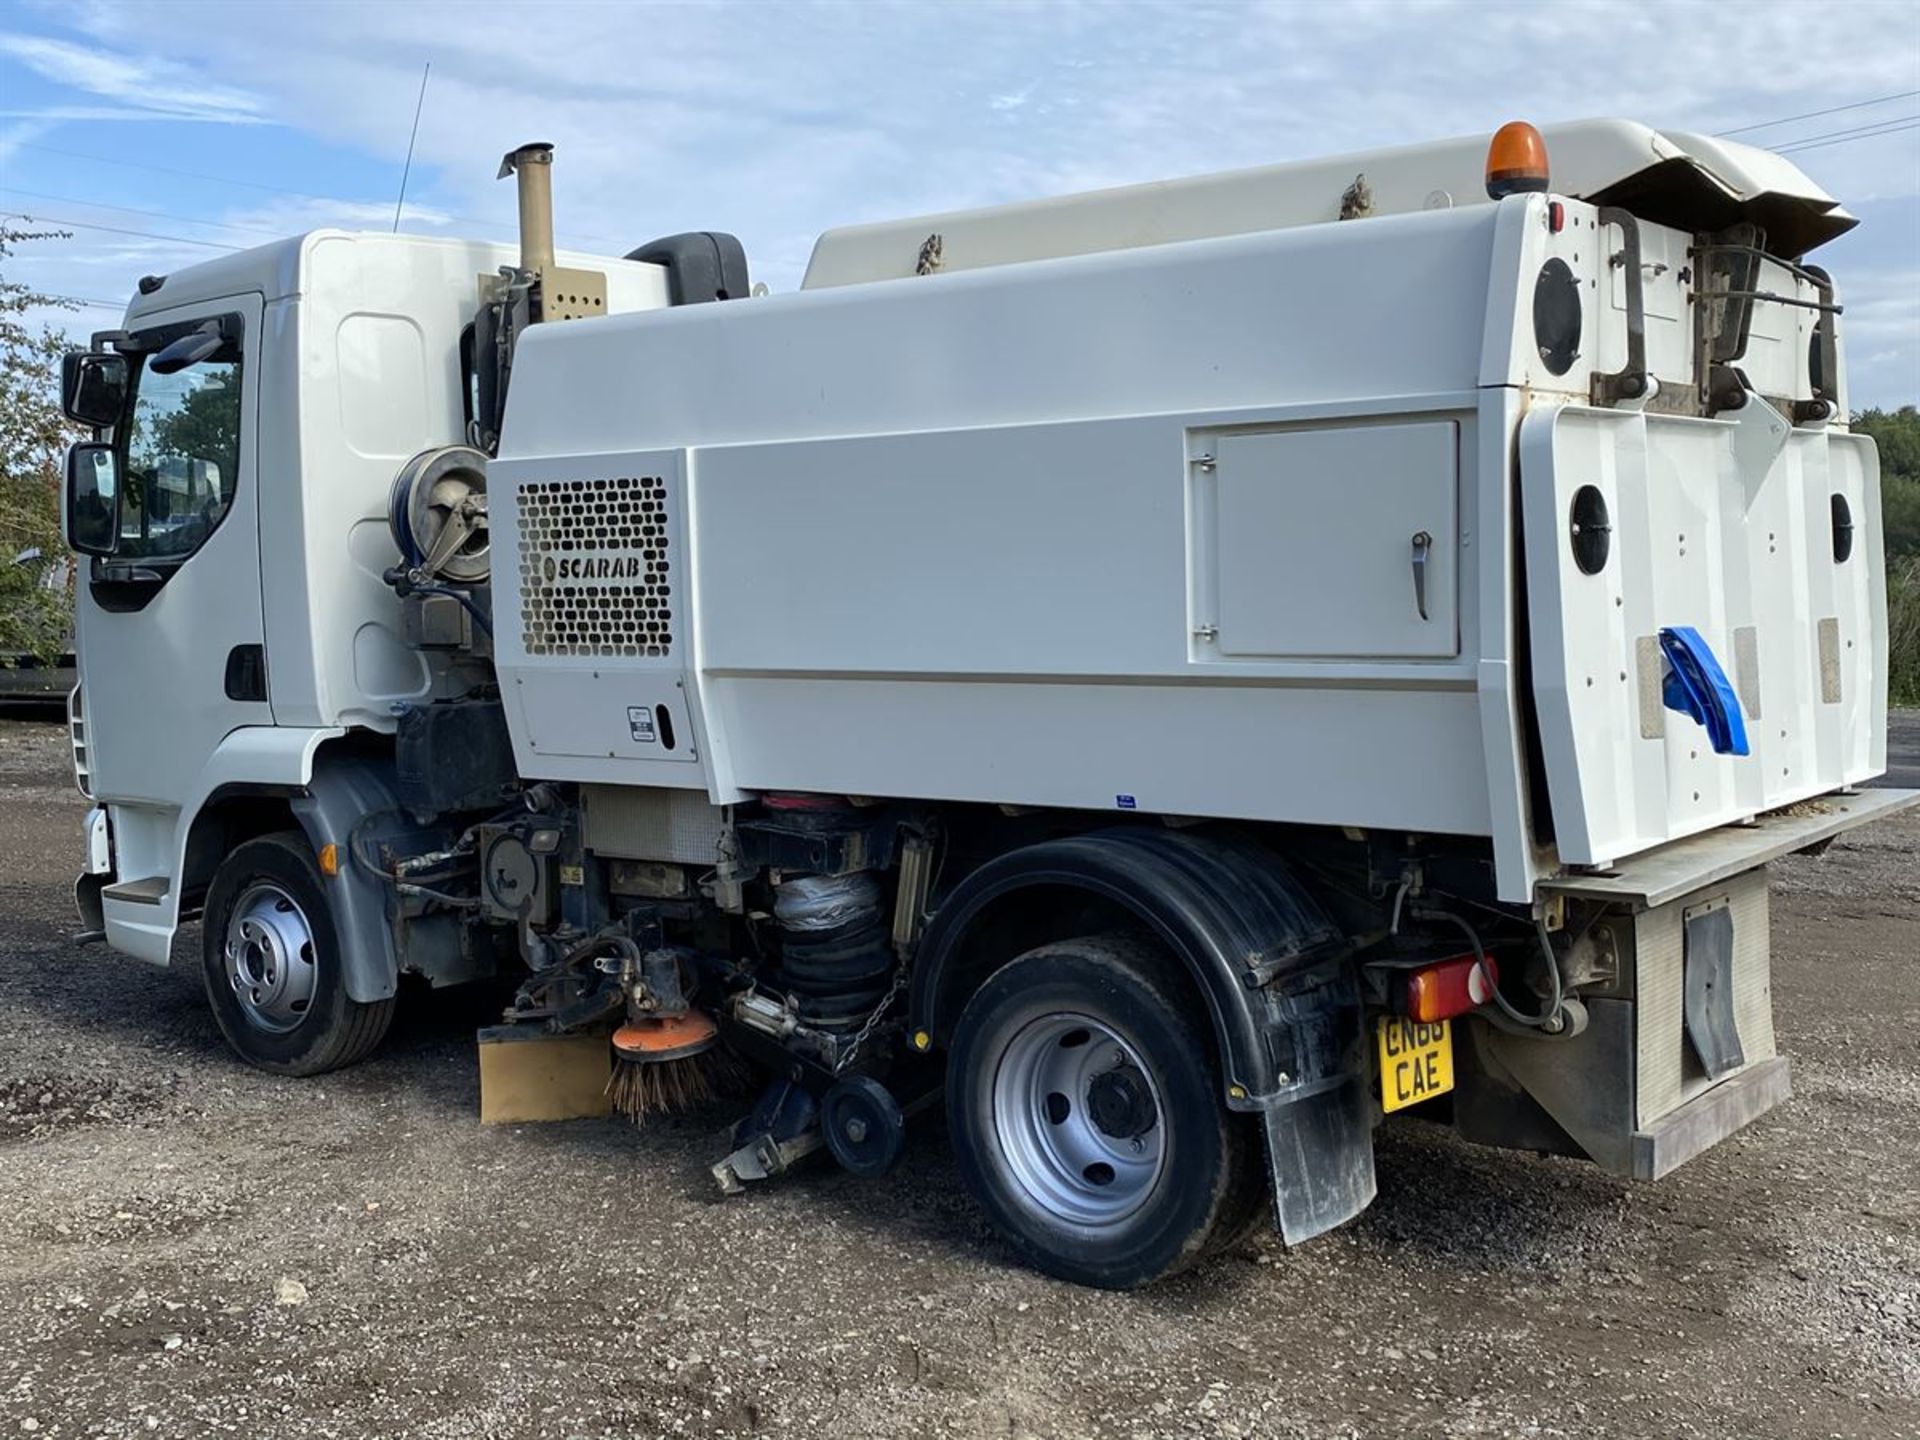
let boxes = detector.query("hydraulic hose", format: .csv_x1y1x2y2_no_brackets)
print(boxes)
347,810,482,910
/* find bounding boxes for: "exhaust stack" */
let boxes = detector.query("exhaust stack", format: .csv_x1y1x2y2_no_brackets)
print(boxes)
498,142,556,279
466,142,608,453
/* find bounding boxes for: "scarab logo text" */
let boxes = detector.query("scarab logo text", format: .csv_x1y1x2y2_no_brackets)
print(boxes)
541,555,645,584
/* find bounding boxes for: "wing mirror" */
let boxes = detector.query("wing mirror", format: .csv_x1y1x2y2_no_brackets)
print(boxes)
64,442,121,557
149,319,226,375
61,351,129,428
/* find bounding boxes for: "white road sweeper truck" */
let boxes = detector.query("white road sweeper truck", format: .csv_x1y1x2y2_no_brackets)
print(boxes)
59,120,1916,1286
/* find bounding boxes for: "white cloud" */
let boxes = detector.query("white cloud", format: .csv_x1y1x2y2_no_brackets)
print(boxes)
0,103,264,124
0,115,54,166
8,0,1917,403
214,195,458,237
0,30,265,122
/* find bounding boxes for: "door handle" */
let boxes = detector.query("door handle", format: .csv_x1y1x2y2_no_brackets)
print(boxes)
1410,530,1433,621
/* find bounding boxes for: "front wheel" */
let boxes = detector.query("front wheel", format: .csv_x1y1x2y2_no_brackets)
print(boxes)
201,832,393,1076
945,933,1266,1288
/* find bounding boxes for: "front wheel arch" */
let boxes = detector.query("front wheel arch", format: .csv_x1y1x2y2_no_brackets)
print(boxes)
179,789,300,915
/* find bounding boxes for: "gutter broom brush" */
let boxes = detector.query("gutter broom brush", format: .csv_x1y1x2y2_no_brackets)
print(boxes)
607,1012,744,1121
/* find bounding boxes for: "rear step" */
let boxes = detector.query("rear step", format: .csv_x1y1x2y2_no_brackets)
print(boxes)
1539,787,1920,908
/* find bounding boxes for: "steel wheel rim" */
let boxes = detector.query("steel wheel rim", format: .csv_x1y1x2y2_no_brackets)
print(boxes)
222,882,319,1034
990,1012,1167,1229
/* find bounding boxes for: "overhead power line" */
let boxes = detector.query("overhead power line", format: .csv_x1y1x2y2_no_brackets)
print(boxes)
17,139,360,201
0,210,244,252
0,186,287,239
11,137,633,252
41,293,129,311
1769,113,1920,150
1718,89,1920,137
1775,119,1920,156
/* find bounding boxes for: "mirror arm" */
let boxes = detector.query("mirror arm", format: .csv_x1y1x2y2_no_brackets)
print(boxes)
94,561,163,583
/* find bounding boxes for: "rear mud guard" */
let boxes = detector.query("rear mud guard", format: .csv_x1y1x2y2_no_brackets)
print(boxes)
1251,958,1376,1245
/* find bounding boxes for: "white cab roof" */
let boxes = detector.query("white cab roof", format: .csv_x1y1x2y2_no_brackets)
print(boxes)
113,231,652,330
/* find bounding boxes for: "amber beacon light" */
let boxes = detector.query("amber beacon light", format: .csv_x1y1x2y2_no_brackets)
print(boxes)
1484,121,1551,199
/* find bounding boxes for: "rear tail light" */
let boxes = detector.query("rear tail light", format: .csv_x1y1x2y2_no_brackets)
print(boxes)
1405,953,1499,1023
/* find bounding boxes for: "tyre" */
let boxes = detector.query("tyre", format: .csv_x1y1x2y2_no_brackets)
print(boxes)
201,831,394,1076
945,933,1267,1288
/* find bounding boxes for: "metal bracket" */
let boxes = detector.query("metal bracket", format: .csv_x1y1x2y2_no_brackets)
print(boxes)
1722,381,1793,495
1692,223,1773,408
416,493,488,578
711,1124,824,1194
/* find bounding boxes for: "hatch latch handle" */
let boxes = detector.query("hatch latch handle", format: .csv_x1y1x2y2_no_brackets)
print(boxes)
1591,206,1650,408
1410,530,1433,621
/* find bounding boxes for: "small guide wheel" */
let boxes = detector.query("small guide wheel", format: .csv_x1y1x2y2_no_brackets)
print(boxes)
822,1074,907,1179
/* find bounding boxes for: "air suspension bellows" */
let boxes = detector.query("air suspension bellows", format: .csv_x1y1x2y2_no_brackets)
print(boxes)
772,873,895,1029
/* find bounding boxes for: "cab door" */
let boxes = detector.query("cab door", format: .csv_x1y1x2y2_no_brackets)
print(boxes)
77,293,270,811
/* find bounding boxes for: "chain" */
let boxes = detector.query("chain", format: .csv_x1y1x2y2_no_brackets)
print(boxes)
833,968,908,1076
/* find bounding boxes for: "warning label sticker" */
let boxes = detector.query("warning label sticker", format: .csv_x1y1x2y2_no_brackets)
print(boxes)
626,707,657,744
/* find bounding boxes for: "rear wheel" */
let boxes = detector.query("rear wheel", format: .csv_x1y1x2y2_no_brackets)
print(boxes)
945,933,1265,1288
201,832,393,1076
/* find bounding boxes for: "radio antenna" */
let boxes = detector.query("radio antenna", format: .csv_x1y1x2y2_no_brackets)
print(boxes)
392,62,431,233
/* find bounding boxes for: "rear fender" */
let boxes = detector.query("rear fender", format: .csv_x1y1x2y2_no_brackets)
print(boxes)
912,826,1375,1244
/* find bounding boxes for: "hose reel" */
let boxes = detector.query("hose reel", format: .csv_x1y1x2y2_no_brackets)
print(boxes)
387,445,491,585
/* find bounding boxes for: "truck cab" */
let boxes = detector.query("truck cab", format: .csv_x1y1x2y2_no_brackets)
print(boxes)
63,232,668,962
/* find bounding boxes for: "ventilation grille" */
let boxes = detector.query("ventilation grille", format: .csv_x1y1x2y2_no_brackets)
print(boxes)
68,684,92,799
517,476,674,658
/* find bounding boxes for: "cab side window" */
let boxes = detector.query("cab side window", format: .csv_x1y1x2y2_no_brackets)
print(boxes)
118,318,244,563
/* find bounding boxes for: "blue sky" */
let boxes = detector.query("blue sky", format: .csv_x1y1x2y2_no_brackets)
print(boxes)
1,0,1916,407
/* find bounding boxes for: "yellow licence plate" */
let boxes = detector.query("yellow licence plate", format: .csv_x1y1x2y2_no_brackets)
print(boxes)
1376,1016,1454,1113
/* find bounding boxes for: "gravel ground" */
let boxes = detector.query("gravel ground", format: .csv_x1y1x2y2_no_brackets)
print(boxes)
1,712,1916,1439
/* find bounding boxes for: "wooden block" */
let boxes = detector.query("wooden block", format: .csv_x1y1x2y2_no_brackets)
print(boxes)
477,1026,613,1124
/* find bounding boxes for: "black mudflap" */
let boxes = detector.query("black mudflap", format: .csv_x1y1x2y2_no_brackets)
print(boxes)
1683,903,1745,1080
1255,960,1377,1244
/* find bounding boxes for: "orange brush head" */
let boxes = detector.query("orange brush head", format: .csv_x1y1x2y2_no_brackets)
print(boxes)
612,1012,719,1065
606,1011,738,1122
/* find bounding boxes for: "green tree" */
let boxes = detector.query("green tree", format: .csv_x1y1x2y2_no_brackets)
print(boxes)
1853,406,1920,559
0,223,81,660
150,367,242,484
1858,407,1920,702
